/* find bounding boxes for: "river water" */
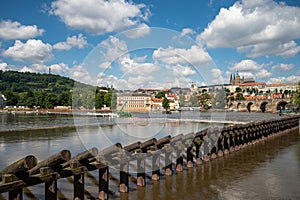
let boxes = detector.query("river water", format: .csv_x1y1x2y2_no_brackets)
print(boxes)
0,111,299,199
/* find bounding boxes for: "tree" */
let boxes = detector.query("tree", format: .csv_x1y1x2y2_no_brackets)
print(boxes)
198,93,211,109
95,92,105,109
211,89,226,109
104,92,112,108
292,82,300,108
235,87,242,93
3,89,18,106
162,97,170,112
155,91,166,98
235,93,245,101
189,93,199,107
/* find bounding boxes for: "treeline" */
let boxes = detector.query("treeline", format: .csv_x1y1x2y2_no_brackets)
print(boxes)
0,70,115,109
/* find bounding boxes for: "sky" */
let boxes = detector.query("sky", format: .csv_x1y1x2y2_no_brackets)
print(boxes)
0,0,300,90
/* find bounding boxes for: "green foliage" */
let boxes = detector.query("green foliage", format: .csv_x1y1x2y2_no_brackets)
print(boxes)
198,93,211,109
235,93,245,101
189,93,199,107
3,89,18,106
211,89,226,109
162,97,170,111
155,91,166,98
293,82,300,107
0,70,115,109
235,87,242,93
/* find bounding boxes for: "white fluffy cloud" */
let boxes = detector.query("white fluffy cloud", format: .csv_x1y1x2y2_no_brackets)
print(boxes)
199,0,300,58
271,63,294,71
53,34,88,50
50,0,150,35
120,57,159,76
153,45,211,66
2,39,53,63
0,20,44,40
268,75,300,84
180,28,196,37
256,69,272,79
124,23,151,38
171,65,196,76
99,36,128,63
228,59,273,81
211,68,226,84
230,59,262,72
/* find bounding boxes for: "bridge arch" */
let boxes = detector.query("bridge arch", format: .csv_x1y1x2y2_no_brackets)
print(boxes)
277,101,288,110
247,102,253,112
260,101,268,113
237,102,241,109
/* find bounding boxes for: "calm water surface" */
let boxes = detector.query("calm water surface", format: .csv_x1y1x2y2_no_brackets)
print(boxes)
0,111,299,199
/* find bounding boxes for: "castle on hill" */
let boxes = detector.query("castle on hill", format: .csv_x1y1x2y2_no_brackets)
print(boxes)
229,72,255,85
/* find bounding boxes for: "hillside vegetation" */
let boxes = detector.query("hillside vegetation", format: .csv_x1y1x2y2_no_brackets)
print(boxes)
0,70,115,109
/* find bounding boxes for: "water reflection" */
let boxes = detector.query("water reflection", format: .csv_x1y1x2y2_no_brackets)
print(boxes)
124,129,300,200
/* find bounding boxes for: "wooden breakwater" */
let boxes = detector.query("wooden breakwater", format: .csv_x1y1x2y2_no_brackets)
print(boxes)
0,116,299,200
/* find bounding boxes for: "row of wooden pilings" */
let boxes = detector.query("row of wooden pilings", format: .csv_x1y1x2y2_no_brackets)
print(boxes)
0,116,299,200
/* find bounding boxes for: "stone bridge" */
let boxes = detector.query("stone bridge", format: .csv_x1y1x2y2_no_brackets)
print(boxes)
229,98,292,112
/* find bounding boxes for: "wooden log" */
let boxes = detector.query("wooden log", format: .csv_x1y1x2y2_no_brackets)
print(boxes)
99,167,109,200
140,138,158,152
29,150,71,175
62,148,98,168
0,155,37,180
123,141,141,152
99,143,122,157
156,135,171,149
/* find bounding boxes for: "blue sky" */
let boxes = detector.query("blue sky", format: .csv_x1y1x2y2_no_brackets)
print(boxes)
0,0,299,89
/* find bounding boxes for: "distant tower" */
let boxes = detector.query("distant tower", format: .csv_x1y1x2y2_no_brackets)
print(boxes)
230,74,233,84
49,66,51,74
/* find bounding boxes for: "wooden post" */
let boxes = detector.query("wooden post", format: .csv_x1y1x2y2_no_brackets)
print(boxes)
40,167,57,200
70,160,84,200
164,149,173,175
119,162,129,193
175,151,183,172
186,146,193,167
74,173,84,200
136,156,145,186
194,136,202,164
152,152,160,180
9,189,23,200
99,166,109,200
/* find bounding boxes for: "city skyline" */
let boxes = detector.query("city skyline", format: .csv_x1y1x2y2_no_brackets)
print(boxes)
0,0,300,90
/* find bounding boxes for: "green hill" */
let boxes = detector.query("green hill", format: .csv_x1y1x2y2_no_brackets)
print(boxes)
0,70,114,109
0,70,74,94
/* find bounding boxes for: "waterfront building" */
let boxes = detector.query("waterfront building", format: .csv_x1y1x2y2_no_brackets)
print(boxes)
151,97,163,111
236,82,267,91
116,93,152,112
265,83,298,94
